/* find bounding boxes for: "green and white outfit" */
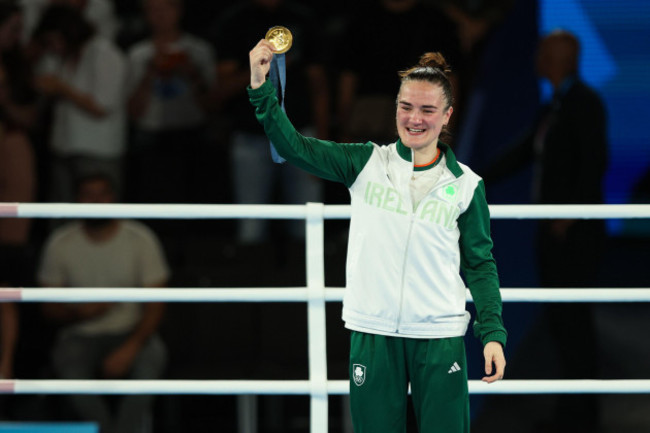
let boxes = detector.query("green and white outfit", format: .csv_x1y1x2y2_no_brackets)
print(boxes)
249,81,506,433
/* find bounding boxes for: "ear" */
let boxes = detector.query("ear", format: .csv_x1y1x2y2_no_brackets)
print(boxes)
443,106,453,125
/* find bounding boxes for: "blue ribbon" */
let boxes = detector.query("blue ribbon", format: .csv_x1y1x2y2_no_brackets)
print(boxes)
268,52,287,163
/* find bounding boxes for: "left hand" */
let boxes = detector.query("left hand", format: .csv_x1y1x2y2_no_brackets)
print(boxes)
102,340,139,378
482,341,506,383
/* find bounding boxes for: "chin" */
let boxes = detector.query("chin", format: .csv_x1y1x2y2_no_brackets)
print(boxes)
401,137,426,150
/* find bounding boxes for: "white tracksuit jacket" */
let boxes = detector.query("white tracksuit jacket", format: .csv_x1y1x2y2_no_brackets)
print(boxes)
249,80,506,347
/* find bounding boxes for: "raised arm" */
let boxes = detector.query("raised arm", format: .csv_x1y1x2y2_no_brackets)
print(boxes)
249,39,275,90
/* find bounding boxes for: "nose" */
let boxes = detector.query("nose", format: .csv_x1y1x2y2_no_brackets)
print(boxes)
409,110,422,124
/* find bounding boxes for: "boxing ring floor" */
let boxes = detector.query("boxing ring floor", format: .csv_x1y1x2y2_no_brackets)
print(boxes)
1,202,650,432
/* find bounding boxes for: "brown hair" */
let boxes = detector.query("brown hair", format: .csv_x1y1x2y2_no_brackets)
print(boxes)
398,52,453,110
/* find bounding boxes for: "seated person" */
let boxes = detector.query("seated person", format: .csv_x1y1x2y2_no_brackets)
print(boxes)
37,172,170,433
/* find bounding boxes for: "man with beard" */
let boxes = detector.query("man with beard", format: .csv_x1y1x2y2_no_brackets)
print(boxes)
37,172,169,433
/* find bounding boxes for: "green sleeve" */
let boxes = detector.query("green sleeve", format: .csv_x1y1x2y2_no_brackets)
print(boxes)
457,179,508,347
248,81,373,188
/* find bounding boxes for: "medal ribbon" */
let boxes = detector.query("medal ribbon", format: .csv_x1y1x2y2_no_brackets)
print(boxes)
268,52,287,163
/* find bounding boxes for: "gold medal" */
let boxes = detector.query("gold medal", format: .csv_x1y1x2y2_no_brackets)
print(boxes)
265,26,293,54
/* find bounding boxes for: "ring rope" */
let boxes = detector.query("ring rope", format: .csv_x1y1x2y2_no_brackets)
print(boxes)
1,203,650,220
3,288,650,303
2,201,648,433
2,379,650,395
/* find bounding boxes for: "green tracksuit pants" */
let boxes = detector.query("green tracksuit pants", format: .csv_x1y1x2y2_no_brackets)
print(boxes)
349,331,469,433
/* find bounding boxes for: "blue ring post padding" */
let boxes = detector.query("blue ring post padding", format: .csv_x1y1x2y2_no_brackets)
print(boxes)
268,53,287,164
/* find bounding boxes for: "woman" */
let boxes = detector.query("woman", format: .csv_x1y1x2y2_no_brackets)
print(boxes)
249,39,506,432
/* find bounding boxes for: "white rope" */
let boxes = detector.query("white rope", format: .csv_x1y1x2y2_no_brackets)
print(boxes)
494,288,650,302
5,288,650,303
4,288,309,302
2,203,650,220
489,204,650,219
3,203,310,219
3,379,650,395
2,202,648,414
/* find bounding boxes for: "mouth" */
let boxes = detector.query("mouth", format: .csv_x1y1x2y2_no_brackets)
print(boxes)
406,127,426,135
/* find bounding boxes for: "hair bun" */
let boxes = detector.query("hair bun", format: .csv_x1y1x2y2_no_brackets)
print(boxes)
418,52,451,75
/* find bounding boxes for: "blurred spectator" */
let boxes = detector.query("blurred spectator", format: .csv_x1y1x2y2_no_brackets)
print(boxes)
0,303,17,380
482,29,608,433
431,0,515,136
434,0,514,59
126,0,216,205
212,0,327,245
622,166,650,236
37,172,169,433
0,56,36,384
337,0,461,144
0,60,36,267
0,0,38,131
33,4,126,203
20,0,118,42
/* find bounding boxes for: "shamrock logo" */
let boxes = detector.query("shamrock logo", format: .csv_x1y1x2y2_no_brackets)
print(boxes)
444,184,458,198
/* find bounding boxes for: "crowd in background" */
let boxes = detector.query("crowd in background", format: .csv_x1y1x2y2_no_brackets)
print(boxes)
0,0,647,432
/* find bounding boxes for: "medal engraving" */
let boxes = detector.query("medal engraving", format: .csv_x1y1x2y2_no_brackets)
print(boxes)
265,26,293,54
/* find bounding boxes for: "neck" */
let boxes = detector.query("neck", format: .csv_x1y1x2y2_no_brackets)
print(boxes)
83,219,119,242
412,141,439,166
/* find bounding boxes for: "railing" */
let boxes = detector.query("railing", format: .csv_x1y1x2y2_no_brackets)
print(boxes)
1,202,650,433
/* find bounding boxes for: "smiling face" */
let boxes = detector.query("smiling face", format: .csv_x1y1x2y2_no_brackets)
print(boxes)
396,80,452,155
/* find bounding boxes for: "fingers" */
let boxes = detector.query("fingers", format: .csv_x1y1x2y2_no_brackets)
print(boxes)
484,353,493,376
249,39,275,89
482,356,505,383
481,341,506,384
250,39,275,66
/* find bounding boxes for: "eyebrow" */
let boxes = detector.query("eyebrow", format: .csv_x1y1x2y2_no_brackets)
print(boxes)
398,100,438,110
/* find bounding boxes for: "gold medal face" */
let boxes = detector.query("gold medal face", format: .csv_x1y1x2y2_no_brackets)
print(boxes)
265,26,293,54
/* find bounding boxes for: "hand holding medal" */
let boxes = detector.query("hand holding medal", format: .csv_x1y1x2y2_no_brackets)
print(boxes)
256,26,292,164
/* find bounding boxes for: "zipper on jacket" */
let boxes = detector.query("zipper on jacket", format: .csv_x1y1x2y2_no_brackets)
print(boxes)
395,212,416,333
396,164,463,332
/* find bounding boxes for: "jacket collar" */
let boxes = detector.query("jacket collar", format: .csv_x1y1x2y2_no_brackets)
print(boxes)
396,139,464,178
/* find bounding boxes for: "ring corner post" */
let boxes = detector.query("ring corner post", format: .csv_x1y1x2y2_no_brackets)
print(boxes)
306,202,328,433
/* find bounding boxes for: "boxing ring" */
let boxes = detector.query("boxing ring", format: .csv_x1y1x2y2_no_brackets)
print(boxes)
1,202,650,433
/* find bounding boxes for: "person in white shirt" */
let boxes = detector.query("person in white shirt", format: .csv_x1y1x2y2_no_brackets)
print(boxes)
38,172,169,433
33,4,126,202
